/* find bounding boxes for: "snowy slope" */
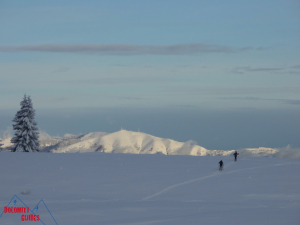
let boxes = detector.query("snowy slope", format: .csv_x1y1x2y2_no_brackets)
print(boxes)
0,153,299,225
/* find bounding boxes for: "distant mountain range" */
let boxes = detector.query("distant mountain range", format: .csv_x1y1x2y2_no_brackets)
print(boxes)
41,129,279,157
1,129,298,158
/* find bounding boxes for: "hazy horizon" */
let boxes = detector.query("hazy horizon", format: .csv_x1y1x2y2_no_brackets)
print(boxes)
1,107,300,150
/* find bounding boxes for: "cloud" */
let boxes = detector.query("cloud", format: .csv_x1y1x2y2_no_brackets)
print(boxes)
0,43,256,55
52,67,70,73
286,71,300,75
117,96,144,100
170,104,198,108
281,99,300,105
232,66,284,74
232,64,300,74
291,64,300,69
219,97,262,101
219,96,300,106
164,86,300,96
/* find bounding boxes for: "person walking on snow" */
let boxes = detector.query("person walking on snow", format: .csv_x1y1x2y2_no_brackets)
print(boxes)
233,151,239,161
219,160,224,171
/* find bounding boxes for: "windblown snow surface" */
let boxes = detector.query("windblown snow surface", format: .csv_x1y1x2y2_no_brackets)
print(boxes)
0,153,299,225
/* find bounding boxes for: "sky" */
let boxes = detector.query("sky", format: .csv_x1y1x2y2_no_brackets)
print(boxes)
0,0,300,149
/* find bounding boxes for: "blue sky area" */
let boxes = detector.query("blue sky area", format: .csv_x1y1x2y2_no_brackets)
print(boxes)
1,0,300,149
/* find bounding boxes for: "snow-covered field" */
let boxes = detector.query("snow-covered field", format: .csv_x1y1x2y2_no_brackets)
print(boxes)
0,152,299,225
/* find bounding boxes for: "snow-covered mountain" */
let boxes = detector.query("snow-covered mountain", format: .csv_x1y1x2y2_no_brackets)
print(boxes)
0,137,13,148
51,129,228,156
42,132,106,152
44,129,282,157
2,129,299,158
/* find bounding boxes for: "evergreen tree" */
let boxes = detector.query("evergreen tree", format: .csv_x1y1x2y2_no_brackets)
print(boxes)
11,95,40,152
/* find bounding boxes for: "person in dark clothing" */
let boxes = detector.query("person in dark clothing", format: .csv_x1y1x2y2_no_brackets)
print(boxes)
233,151,239,161
219,160,224,171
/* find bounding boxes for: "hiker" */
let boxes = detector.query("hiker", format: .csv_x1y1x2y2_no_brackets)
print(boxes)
219,160,224,171
233,151,239,161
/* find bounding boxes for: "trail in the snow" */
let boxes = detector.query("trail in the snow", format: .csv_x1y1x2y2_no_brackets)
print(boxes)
142,161,291,201
142,171,220,201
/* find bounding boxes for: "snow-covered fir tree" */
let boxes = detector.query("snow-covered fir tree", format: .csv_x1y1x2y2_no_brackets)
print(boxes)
11,95,40,152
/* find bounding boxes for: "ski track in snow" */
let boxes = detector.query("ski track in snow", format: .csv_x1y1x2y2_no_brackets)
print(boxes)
141,161,292,201
141,162,233,201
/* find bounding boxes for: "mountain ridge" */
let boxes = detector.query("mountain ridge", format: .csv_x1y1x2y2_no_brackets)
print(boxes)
48,129,277,157
2,129,299,158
